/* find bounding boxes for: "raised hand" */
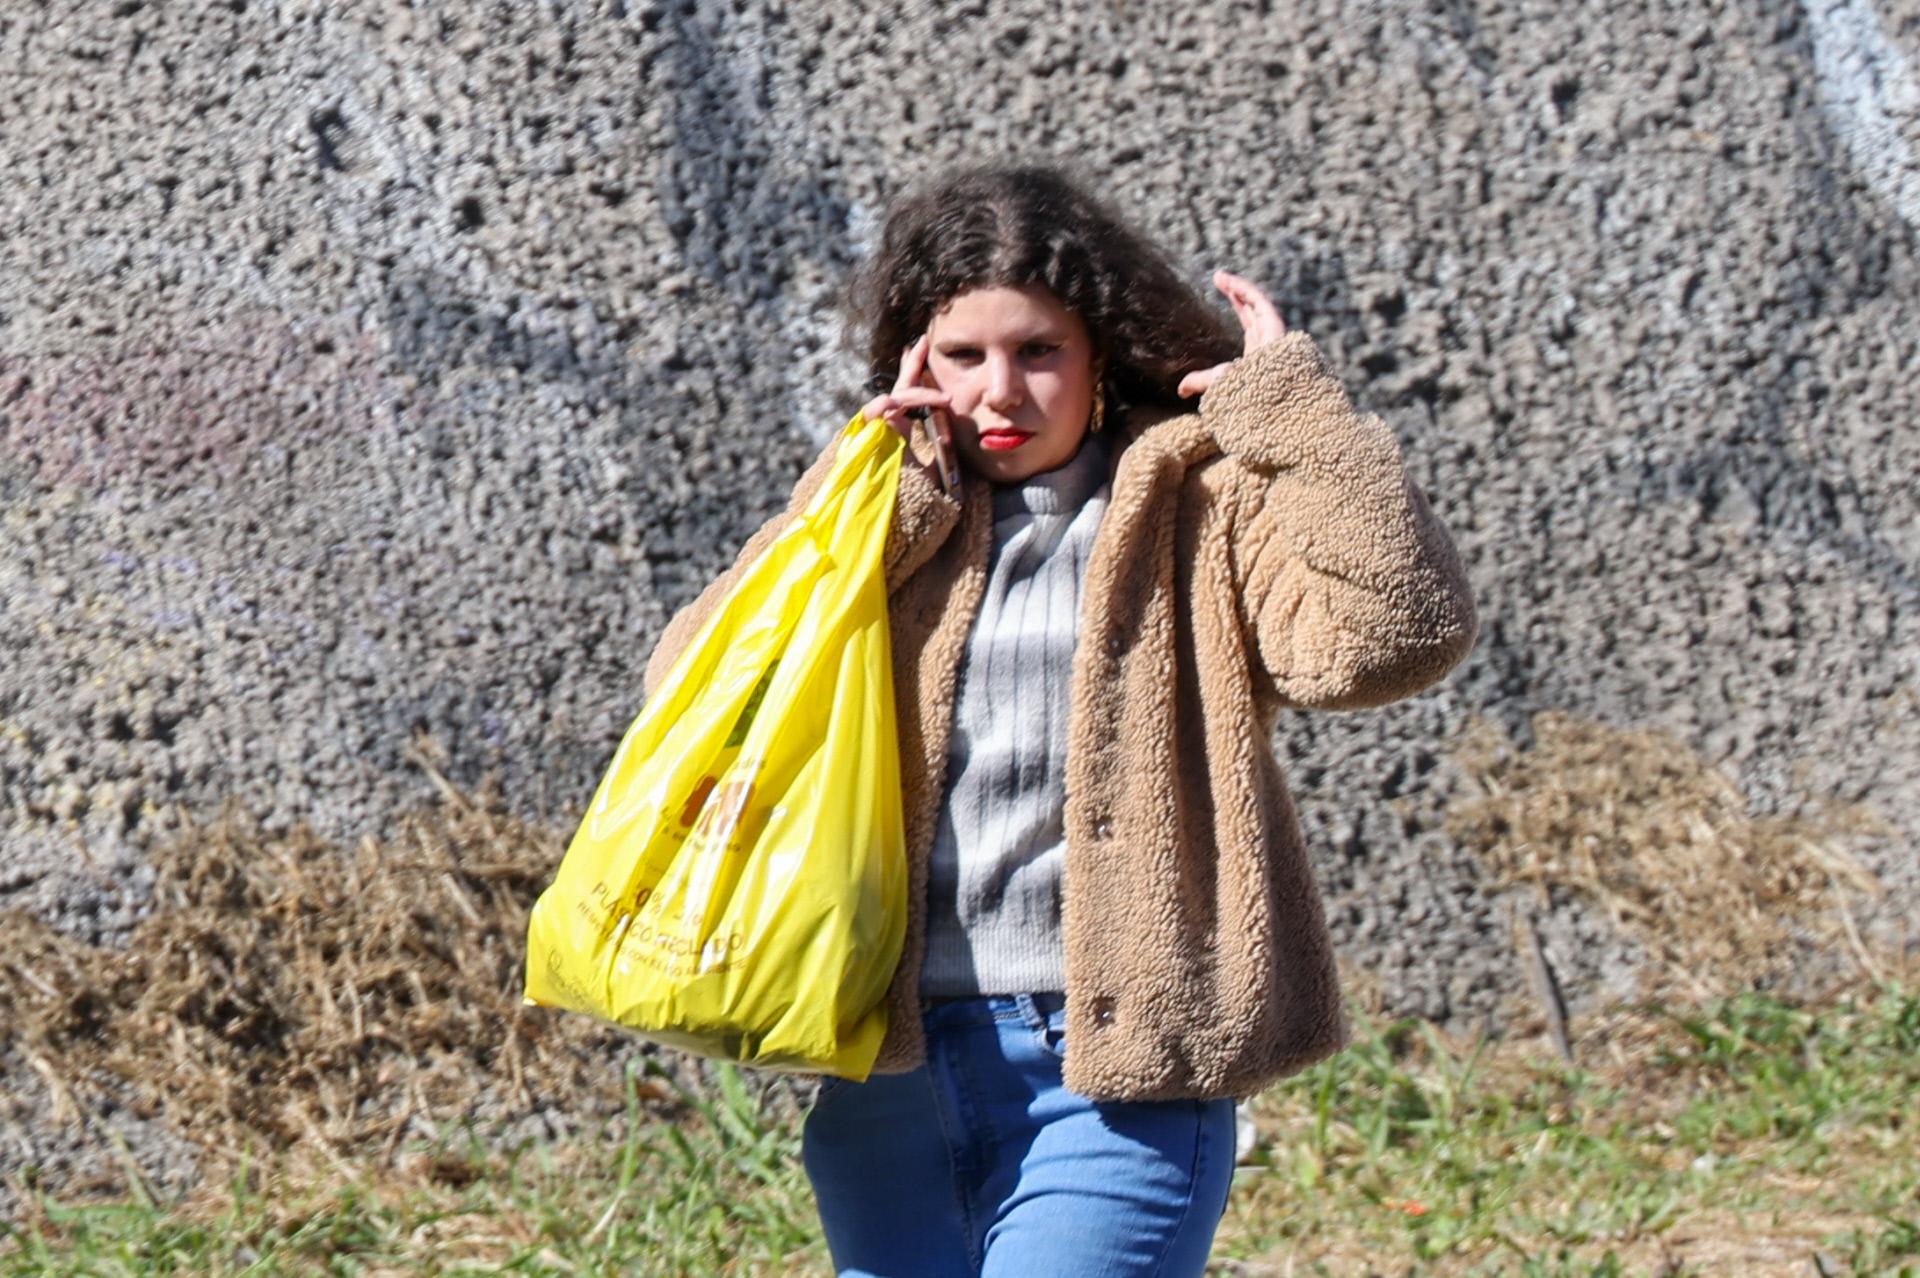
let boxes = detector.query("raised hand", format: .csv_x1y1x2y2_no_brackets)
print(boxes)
861,334,958,491
862,334,951,441
1177,271,1288,399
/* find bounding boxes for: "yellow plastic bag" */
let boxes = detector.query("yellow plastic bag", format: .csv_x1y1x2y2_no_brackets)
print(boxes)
524,413,908,1079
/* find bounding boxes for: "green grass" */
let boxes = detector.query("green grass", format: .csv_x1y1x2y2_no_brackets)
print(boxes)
5,987,1917,1277
1222,983,1920,1275
0,1061,823,1277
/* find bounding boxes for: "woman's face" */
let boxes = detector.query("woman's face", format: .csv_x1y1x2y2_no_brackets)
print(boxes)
922,284,1099,485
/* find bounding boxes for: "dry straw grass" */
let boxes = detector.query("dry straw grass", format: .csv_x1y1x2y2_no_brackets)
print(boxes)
4,712,1901,1213
1443,711,1893,999
0,751,658,1199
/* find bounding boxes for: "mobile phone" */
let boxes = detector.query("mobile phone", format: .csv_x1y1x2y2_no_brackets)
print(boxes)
922,411,961,498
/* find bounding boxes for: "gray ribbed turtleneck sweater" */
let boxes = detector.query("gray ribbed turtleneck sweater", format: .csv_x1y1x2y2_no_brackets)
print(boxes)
920,431,1114,997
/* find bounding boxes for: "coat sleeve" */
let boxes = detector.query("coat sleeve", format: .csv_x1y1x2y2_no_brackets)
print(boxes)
640,426,963,702
1202,332,1477,711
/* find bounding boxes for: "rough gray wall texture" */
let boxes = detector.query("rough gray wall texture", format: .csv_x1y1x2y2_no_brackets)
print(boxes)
3,0,1917,1037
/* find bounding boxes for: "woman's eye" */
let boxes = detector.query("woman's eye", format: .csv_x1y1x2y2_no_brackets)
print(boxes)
941,348,982,364
1021,343,1060,358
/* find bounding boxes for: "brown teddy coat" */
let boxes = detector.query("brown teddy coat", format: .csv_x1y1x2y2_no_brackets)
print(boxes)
642,332,1477,1101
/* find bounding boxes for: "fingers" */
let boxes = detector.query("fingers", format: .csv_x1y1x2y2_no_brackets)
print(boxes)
894,333,932,397
1215,274,1260,347
1178,363,1229,398
861,386,951,440
1212,270,1286,346
853,335,953,439
1184,273,1290,400
1185,273,1287,397
860,389,949,415
1214,269,1265,310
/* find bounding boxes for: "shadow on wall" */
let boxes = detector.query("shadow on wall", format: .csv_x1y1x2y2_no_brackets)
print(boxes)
1614,0,1920,613
653,0,863,446
654,2,856,313
383,272,636,395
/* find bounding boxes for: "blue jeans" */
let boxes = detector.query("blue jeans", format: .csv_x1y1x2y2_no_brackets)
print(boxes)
801,993,1237,1277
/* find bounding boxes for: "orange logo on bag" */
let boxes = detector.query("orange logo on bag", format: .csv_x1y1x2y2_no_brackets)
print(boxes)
696,778,757,844
679,776,719,827
677,774,760,846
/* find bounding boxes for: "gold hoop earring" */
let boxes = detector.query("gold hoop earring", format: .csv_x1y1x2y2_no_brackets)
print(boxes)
1090,386,1106,434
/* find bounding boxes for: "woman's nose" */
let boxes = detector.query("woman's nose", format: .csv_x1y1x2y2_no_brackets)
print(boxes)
984,355,1021,410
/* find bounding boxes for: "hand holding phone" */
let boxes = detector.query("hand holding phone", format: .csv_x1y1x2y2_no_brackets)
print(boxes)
860,334,961,499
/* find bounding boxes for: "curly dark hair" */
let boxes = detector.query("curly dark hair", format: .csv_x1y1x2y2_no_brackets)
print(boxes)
845,163,1240,414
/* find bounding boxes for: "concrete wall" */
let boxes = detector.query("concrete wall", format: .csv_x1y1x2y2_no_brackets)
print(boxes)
3,0,1917,1025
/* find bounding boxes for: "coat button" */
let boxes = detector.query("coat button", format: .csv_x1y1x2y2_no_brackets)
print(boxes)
1091,817,1112,840
1105,635,1124,658
1091,997,1116,1026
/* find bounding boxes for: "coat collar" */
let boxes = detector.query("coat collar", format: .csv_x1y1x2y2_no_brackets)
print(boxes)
1113,401,1220,468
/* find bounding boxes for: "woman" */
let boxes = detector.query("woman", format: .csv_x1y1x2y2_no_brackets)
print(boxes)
640,165,1477,1276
